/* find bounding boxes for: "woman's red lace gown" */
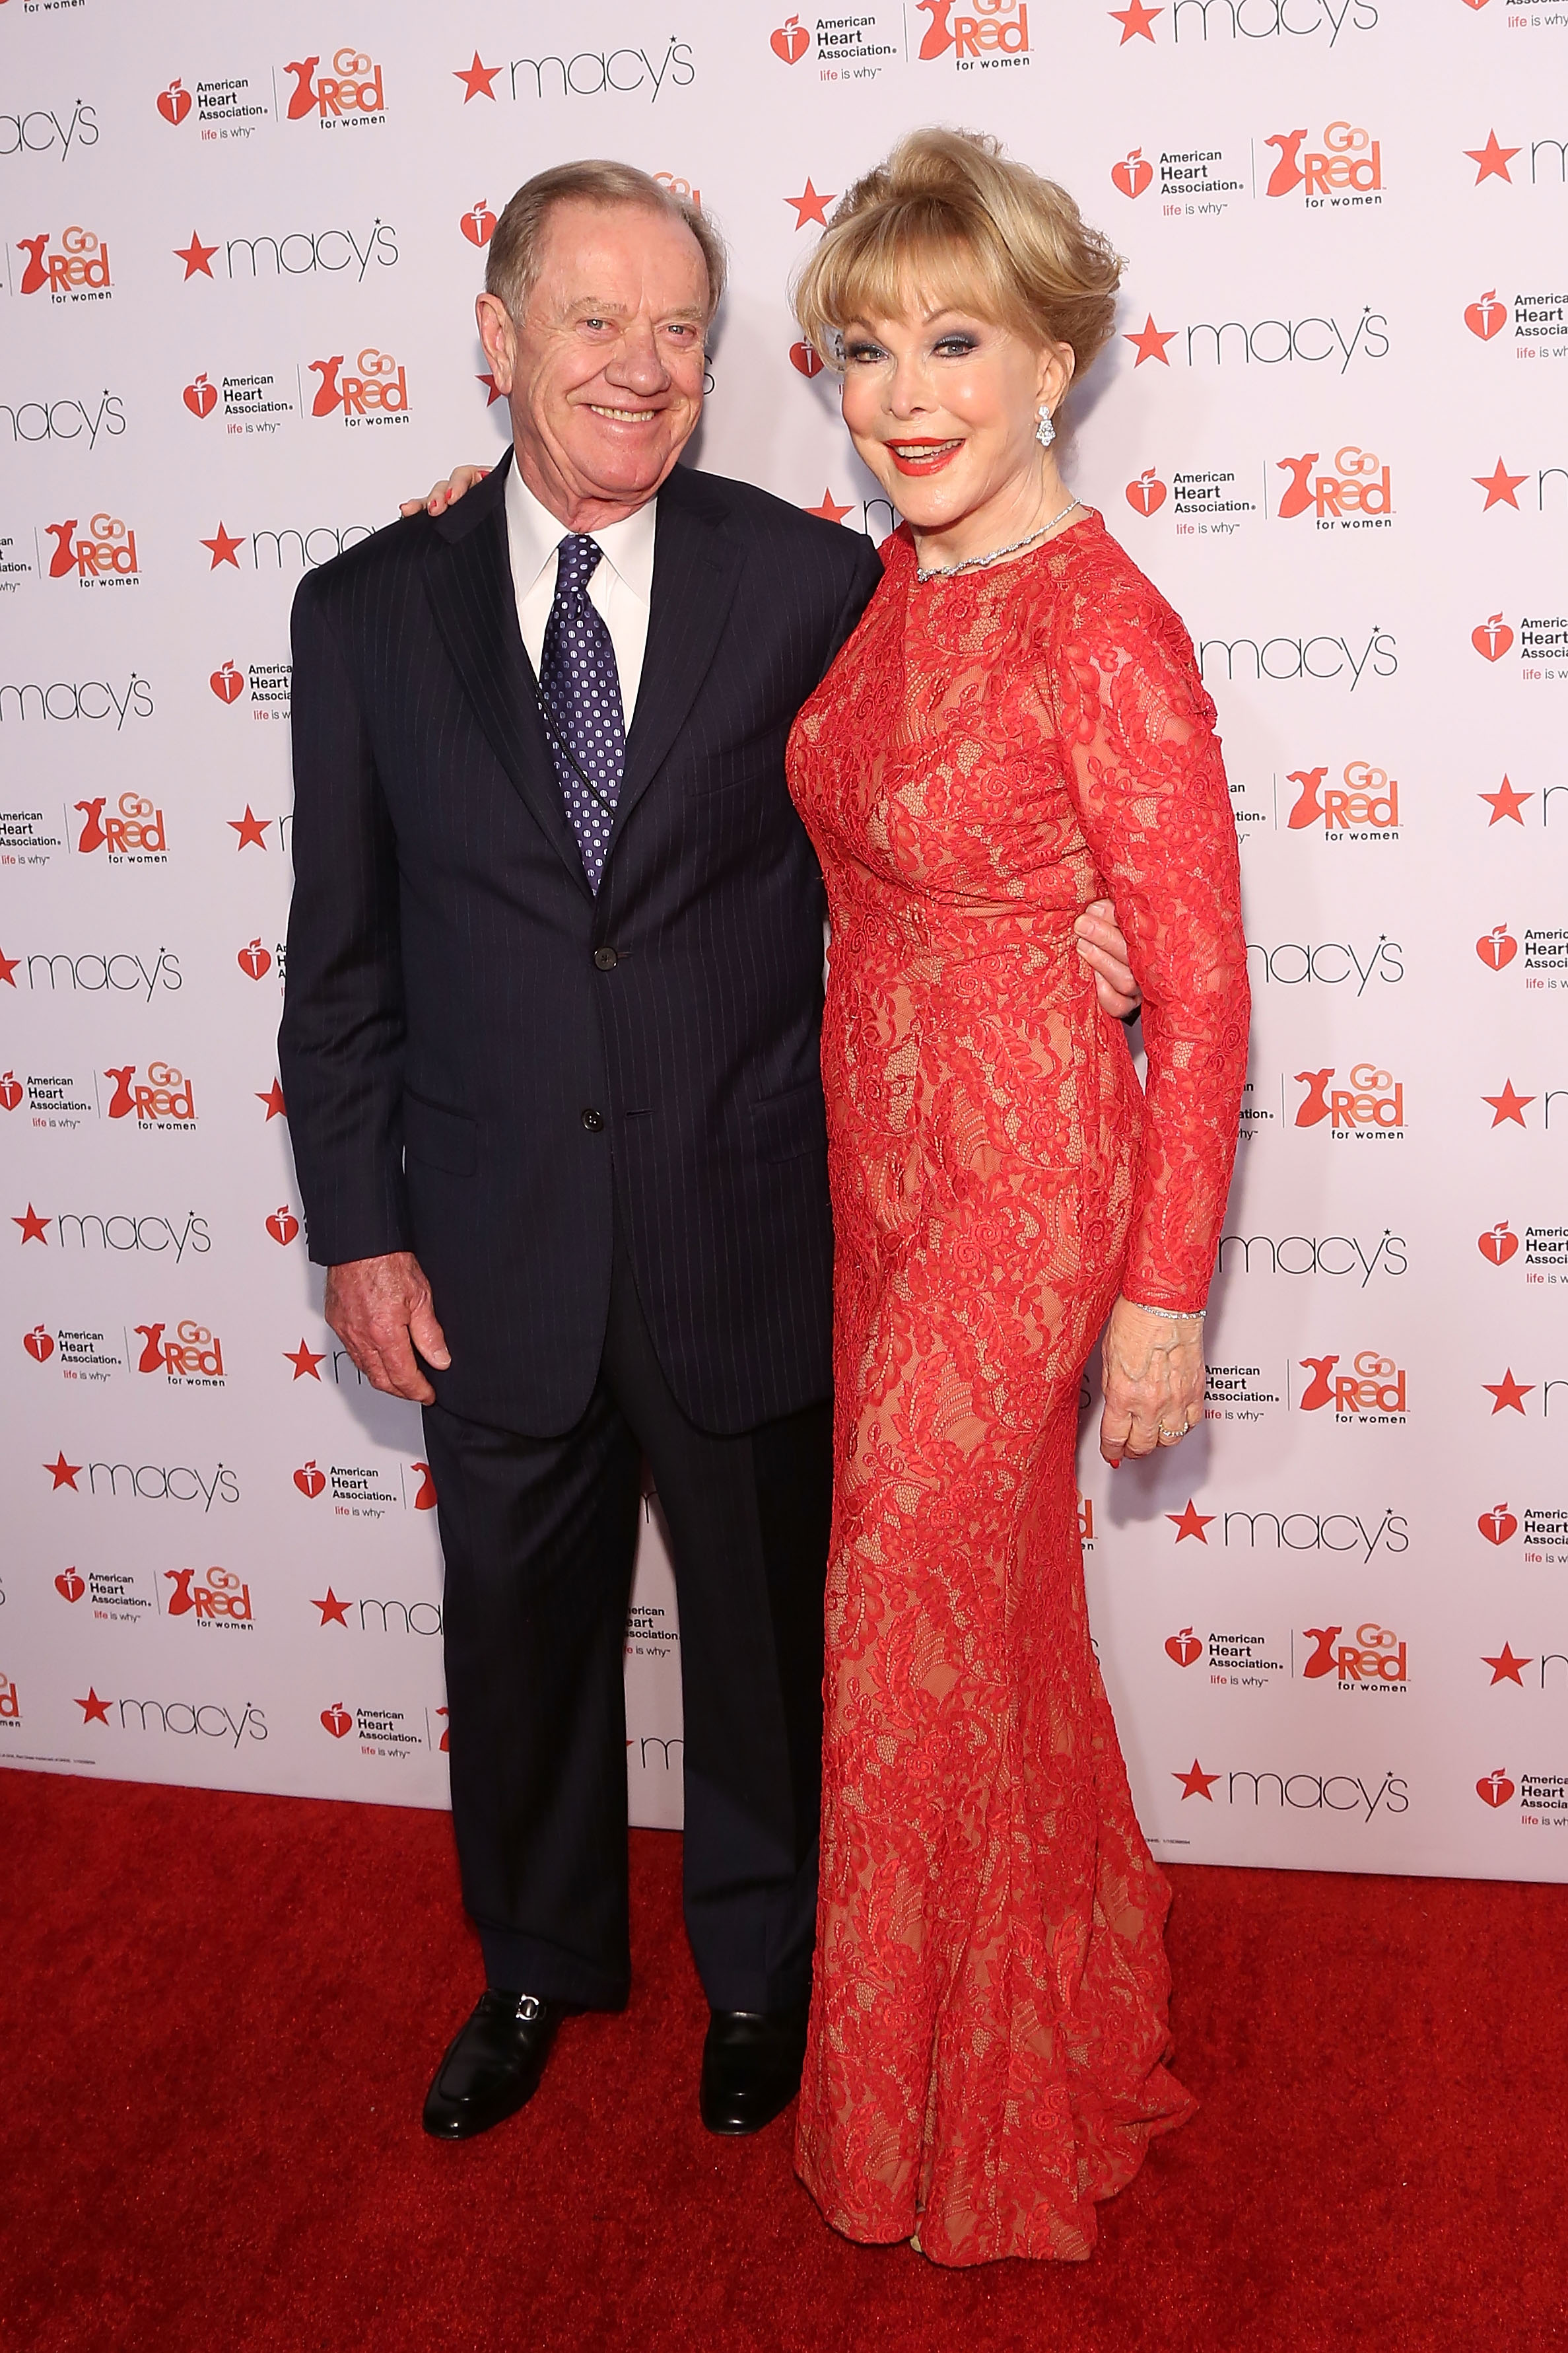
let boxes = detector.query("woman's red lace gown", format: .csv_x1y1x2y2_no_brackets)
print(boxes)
784,512,1249,2266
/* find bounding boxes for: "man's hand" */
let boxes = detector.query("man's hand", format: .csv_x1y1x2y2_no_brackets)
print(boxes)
324,1252,451,1404
1075,899,1142,1022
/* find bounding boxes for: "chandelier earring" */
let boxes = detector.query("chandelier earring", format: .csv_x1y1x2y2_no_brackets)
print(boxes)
1036,405,1056,450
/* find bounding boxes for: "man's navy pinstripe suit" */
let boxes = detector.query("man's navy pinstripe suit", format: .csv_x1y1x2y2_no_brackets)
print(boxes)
281,452,883,2010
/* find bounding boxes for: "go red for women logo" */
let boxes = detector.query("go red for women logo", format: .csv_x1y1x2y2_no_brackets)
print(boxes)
1298,1351,1407,1417
308,349,409,426
135,1320,224,1382
46,514,139,585
1266,122,1382,205
284,51,386,125
1301,1623,1408,1684
1286,760,1399,833
1294,1064,1404,1135
17,227,112,300
1275,446,1392,526
915,0,1032,59
75,794,167,857
105,1062,196,1126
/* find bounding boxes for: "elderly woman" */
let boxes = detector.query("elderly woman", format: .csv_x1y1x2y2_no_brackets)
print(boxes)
782,129,1247,2266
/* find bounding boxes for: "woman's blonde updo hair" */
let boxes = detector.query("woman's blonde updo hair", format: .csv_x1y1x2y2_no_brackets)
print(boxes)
792,127,1122,383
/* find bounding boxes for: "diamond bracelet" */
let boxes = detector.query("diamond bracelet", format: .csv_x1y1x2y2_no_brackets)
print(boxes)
1121,1298,1206,1321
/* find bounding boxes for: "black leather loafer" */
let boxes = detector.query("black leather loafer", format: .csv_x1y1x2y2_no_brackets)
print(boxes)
699,2002,811,2136
422,1990,569,2140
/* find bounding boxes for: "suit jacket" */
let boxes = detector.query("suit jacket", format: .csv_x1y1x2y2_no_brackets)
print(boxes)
279,452,883,1436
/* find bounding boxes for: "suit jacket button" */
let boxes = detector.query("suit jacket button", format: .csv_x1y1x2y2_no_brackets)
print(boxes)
593,947,619,971
581,1107,605,1132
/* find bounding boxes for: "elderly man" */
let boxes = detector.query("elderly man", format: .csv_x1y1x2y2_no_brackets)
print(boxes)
281,162,1137,2144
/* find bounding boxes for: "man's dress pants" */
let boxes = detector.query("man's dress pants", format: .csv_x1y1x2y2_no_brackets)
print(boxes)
422,1221,832,2013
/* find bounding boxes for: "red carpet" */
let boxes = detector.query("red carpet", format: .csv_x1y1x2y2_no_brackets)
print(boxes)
2,1772,1564,2352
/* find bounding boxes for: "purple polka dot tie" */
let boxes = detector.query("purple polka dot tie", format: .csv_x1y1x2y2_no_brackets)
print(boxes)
538,534,626,893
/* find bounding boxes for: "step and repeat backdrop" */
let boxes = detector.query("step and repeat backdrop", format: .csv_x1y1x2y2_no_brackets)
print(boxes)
2,0,1563,1876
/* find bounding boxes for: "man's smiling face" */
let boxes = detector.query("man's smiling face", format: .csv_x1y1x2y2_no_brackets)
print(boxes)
483,197,710,529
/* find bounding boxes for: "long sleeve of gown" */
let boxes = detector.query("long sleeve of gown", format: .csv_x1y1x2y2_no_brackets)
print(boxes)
1042,573,1250,1311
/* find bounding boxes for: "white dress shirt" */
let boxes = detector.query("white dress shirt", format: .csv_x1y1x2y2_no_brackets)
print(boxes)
504,460,656,729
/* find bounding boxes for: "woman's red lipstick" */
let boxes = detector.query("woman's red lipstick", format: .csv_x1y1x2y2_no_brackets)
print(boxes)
887,439,962,477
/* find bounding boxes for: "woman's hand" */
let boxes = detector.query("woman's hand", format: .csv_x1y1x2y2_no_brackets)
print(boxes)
1099,1298,1204,1465
399,465,491,519
1074,899,1141,1022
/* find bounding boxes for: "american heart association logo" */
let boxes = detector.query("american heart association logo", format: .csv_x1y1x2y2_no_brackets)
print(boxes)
0,1072,22,1111
1472,615,1514,662
1165,1627,1202,1667
321,1703,353,1739
1111,149,1153,199
770,15,809,62
1465,291,1506,341
183,374,217,419
265,1207,300,1246
294,1459,327,1499
237,938,273,980
1126,470,1167,517
1479,1223,1519,1266
1476,1769,1515,1808
157,80,191,126
210,661,244,704
789,341,824,378
461,201,496,248
1478,1504,1518,1546
55,1568,85,1603
24,1325,55,1363
1476,926,1517,970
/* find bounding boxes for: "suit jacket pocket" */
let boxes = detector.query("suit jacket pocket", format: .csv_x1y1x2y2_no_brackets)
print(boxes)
751,1079,827,1164
403,1089,477,1177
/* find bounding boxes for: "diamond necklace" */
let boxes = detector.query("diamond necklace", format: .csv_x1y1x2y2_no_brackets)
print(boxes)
914,495,1083,584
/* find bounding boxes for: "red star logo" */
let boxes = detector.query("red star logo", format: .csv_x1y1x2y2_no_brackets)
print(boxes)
175,230,219,279
454,52,500,101
14,1204,50,1244
0,947,17,987
784,178,837,229
477,372,506,407
805,489,853,524
1480,775,1532,825
257,1078,287,1120
1167,1498,1215,1543
1125,312,1176,367
1174,1757,1219,1800
1474,458,1528,512
1466,131,1520,184
285,1338,325,1381
75,1687,112,1725
1483,1643,1532,1687
201,521,245,569
228,806,271,849
1110,0,1163,38
312,1586,352,1627
45,1451,82,1490
1483,1368,1534,1415
1483,1079,1534,1128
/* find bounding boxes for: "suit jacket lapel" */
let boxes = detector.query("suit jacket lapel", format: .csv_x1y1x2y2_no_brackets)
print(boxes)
605,467,743,862
421,454,591,896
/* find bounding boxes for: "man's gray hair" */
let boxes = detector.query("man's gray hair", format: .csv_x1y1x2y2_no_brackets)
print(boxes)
485,160,726,324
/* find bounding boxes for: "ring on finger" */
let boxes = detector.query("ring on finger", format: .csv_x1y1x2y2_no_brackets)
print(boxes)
1158,1425,1185,1444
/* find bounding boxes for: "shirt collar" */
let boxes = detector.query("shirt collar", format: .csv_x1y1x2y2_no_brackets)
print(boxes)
504,456,657,604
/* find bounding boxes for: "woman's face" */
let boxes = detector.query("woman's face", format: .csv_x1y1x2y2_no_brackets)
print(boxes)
837,300,1071,536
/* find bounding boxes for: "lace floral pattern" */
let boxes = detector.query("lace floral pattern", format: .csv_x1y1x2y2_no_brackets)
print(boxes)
784,514,1248,2266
